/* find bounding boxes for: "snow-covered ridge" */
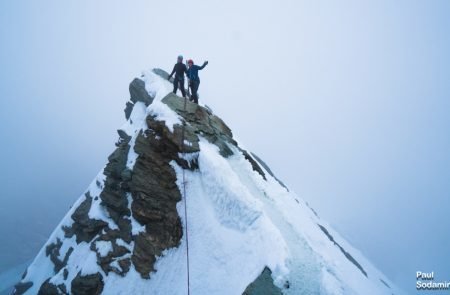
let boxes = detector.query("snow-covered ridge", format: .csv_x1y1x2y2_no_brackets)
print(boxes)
14,69,404,295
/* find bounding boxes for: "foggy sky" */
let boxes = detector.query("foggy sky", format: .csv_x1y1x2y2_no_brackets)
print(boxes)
1,0,449,293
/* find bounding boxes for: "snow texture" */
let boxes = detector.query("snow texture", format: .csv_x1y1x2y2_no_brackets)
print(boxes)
19,70,404,295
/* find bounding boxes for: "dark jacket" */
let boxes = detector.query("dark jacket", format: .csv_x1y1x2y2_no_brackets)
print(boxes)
186,62,207,82
169,62,187,79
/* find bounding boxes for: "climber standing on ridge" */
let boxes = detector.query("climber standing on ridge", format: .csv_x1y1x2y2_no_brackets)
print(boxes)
186,59,208,104
168,55,188,98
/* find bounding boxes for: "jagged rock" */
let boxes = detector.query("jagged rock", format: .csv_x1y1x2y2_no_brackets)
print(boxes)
13,281,33,295
145,119,200,157
117,129,131,142
129,78,154,105
318,224,367,277
99,187,129,220
131,221,182,278
45,239,62,270
242,267,283,295
21,268,27,280
103,144,130,180
37,279,60,295
71,196,91,222
91,238,131,275
251,153,289,190
100,138,131,223
13,72,400,295
161,93,236,157
119,93,240,278
209,113,233,138
64,195,108,244
45,238,73,273
96,224,132,245
120,168,132,182
58,284,67,294
124,101,134,120
100,132,130,227
152,68,170,80
240,149,266,180
118,258,131,274
71,272,104,295
128,114,190,277
131,233,158,277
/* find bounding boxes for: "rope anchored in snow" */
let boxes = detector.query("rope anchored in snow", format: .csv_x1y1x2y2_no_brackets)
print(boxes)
180,78,191,295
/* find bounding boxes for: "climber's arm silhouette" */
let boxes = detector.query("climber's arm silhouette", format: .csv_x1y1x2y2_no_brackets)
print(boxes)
199,61,208,70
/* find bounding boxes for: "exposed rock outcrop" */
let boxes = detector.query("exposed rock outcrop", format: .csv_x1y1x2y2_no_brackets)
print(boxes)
129,113,199,277
241,150,266,180
71,272,104,295
17,69,328,295
318,224,367,277
129,78,154,106
124,101,134,120
37,278,68,295
13,281,33,295
124,76,155,122
161,93,235,157
63,194,108,244
242,267,284,295
251,152,289,190
56,74,277,282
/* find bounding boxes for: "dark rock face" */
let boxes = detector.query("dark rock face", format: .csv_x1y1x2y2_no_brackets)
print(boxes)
124,75,156,123
117,129,131,143
16,73,289,294
242,267,284,295
71,272,104,295
90,238,131,276
161,93,236,157
37,279,60,295
45,238,73,273
37,278,68,295
129,115,198,277
240,149,266,180
251,153,289,191
318,224,368,277
152,68,170,80
129,78,154,106
99,130,133,244
63,194,108,244
13,281,33,295
124,101,134,120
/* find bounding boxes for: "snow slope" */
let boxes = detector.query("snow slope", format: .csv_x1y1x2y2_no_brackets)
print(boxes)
16,70,404,295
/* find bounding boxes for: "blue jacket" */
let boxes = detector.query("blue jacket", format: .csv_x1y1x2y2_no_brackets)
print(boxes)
186,62,207,82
